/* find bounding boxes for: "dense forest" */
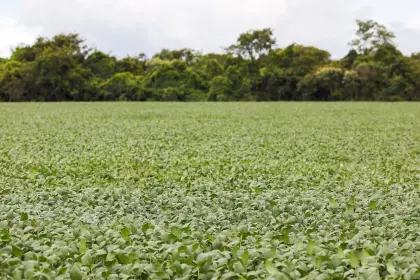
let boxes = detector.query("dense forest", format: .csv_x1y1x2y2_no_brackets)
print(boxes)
1,19,420,102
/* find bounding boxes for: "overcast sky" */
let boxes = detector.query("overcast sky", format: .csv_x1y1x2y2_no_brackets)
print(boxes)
1,0,420,59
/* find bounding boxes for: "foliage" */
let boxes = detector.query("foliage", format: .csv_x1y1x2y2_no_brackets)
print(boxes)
0,103,419,279
226,28,276,61
101,72,144,101
208,76,233,101
350,20,396,55
1,20,420,101
298,67,344,101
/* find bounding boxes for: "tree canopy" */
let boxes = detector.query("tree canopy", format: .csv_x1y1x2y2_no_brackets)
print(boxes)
1,19,420,102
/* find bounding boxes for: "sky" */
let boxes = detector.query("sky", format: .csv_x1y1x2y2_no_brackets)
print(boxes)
1,0,420,59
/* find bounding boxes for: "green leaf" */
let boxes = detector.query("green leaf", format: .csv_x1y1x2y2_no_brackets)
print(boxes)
232,244,240,259
349,251,359,268
130,224,138,234
24,251,36,261
81,253,93,266
2,189,10,195
369,200,377,209
241,250,248,267
79,239,87,254
20,212,28,221
70,264,83,280
12,245,24,258
265,259,279,275
315,256,329,269
24,269,35,279
307,240,315,255
276,272,291,280
330,254,341,269
387,260,396,275
329,197,337,208
359,249,370,263
221,272,237,279
94,249,107,256
347,204,355,214
142,223,151,232
282,228,290,244
118,254,131,264
363,267,380,280
1,229,10,243
121,226,130,241
233,262,245,274
106,253,116,262
337,243,347,256
0,220,8,229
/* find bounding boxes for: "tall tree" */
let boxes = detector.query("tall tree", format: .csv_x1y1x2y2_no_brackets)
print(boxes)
227,28,276,100
227,28,276,61
350,20,396,55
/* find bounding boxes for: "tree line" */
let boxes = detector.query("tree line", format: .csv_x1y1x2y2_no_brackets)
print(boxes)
1,19,420,102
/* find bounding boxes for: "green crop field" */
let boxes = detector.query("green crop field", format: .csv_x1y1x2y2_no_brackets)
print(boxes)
0,103,419,279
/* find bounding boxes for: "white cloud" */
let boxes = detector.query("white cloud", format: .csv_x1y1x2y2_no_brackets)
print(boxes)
274,0,375,58
0,0,419,58
19,0,288,56
391,23,420,55
0,17,41,57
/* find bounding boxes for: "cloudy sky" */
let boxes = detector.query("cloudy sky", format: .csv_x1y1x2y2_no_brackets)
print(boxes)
1,0,420,58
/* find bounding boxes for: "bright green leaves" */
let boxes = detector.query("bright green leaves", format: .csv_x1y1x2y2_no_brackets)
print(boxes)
12,244,24,258
81,253,93,266
368,200,377,209
1,228,10,243
315,255,329,270
79,239,87,254
121,226,131,242
329,196,337,208
362,267,381,280
387,259,396,275
265,259,279,275
70,264,83,280
349,251,359,268
241,250,249,269
20,212,28,221
307,240,316,255
233,262,245,274
347,196,355,214
0,103,419,279
117,253,131,265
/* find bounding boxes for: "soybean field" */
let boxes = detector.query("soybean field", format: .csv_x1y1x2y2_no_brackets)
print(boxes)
0,103,419,279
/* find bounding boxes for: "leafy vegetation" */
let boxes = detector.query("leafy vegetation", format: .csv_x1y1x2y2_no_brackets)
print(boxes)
2,20,420,102
0,103,419,279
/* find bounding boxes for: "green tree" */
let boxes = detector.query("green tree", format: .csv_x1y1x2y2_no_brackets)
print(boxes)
227,28,276,60
144,59,206,101
350,20,396,55
153,48,200,65
101,72,144,101
116,53,147,75
0,61,28,101
298,66,344,101
341,49,358,68
2,22,420,102
258,44,331,100
33,46,86,101
208,76,233,101
341,70,360,100
227,28,276,100
84,51,116,80
354,61,388,100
